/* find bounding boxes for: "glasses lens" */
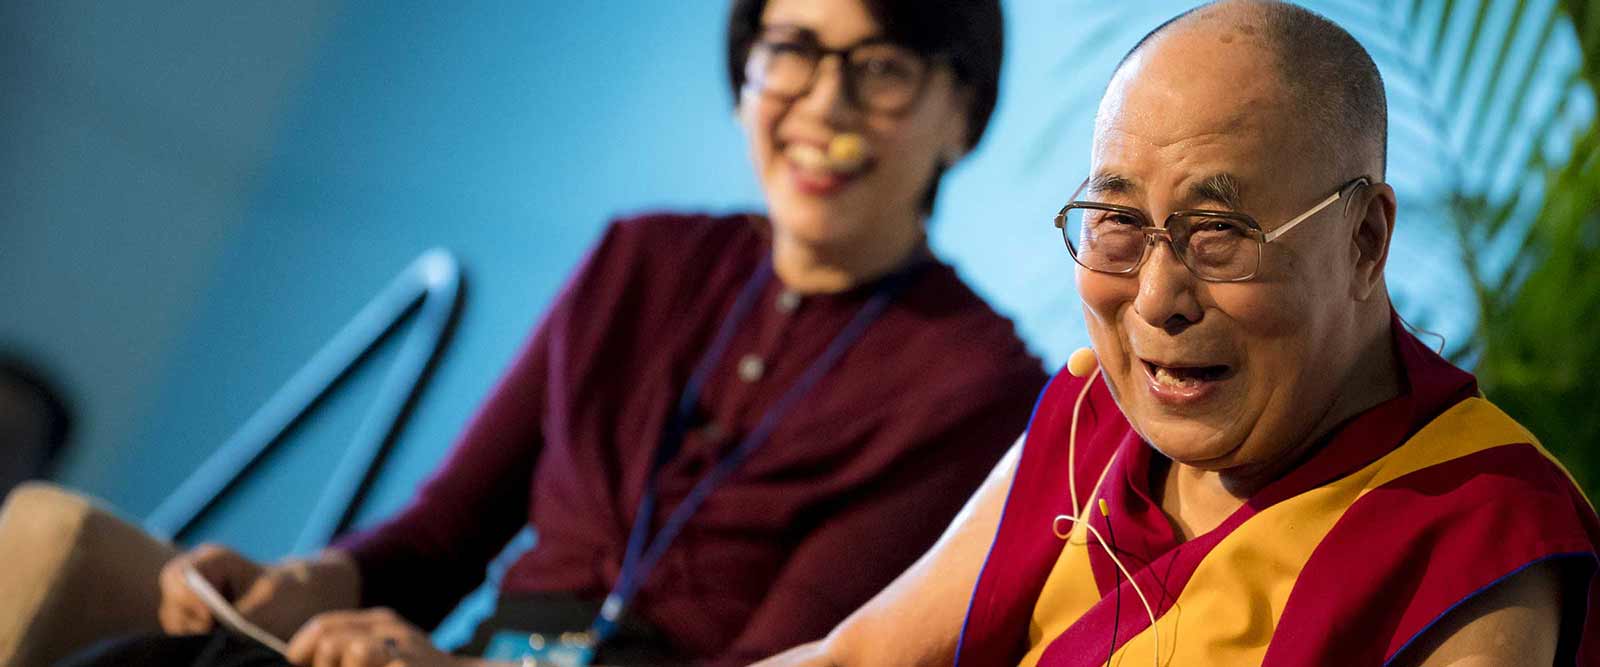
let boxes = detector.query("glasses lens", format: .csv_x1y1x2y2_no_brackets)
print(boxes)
1170,214,1260,280
847,44,927,111
1061,206,1147,273
746,40,816,98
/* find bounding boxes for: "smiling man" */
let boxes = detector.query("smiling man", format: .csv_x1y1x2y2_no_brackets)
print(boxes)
754,1,1600,665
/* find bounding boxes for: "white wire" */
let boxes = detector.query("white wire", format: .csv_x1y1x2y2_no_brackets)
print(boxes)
1059,366,1160,666
1067,366,1101,518
1052,513,1160,667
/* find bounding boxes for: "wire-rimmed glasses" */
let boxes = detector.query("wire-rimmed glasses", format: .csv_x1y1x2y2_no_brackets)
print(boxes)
1053,177,1371,282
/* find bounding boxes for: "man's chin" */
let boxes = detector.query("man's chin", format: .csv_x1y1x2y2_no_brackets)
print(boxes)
1139,421,1247,470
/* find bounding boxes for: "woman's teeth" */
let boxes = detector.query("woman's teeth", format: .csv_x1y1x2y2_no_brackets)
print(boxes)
788,143,828,170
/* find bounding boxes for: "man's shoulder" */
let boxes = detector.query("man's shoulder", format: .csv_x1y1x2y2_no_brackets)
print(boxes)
1270,396,1600,664
1342,396,1597,560
1379,396,1589,513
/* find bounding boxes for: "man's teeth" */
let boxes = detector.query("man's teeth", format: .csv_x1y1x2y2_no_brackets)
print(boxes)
1154,366,1203,388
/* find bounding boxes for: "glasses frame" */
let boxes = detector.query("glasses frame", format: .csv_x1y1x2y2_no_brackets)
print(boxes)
1052,176,1371,282
743,32,942,114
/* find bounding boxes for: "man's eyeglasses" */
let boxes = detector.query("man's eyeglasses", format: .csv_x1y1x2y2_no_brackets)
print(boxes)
743,29,938,114
1053,177,1371,282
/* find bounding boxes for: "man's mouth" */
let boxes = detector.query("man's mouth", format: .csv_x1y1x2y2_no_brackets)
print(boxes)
1141,359,1232,403
1146,361,1229,386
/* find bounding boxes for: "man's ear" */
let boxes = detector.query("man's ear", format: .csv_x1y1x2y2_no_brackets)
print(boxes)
1350,181,1397,301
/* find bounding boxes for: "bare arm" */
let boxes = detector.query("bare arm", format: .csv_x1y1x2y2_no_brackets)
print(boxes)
1393,560,1564,667
754,436,1023,667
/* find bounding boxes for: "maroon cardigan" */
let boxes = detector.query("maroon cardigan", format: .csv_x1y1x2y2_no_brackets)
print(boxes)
336,213,1048,664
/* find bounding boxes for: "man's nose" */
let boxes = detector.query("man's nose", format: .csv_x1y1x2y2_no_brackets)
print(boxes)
1133,241,1204,334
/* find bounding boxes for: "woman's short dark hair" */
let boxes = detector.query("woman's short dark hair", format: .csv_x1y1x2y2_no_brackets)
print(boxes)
726,0,1005,152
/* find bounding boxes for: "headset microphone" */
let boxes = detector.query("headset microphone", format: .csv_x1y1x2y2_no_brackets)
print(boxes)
826,133,868,172
1067,347,1099,378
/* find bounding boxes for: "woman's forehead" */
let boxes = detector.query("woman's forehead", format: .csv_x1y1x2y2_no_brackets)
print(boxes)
759,0,881,44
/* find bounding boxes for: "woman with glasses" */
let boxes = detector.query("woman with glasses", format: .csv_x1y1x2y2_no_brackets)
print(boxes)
94,1,1047,666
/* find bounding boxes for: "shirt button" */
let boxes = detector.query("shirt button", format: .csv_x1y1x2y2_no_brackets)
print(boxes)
738,354,765,382
776,290,801,313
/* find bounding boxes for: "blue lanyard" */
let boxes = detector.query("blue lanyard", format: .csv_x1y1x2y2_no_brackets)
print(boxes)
587,255,916,645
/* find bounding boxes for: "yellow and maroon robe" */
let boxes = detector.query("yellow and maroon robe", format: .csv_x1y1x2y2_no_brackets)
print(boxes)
956,322,1600,665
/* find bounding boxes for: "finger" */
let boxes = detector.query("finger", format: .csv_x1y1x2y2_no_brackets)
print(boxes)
288,632,345,667
157,555,213,634
342,637,386,667
285,615,325,665
188,543,258,598
309,610,377,636
288,611,372,663
314,635,347,667
232,570,284,616
157,600,211,635
366,607,399,624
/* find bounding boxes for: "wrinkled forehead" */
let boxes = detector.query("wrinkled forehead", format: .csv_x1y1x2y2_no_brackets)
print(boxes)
1089,31,1314,208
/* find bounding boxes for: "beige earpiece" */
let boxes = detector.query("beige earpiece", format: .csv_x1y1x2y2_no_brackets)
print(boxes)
826,133,869,172
1067,347,1099,378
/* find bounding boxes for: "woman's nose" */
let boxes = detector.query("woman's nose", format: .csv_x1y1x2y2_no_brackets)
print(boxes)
794,55,857,125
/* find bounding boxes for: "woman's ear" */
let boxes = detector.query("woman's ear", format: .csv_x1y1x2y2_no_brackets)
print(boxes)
940,83,976,167
942,142,967,168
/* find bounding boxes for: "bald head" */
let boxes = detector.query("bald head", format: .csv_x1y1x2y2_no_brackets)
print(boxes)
1110,0,1386,180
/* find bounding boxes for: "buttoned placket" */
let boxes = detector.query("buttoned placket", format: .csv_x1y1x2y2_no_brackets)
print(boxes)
703,284,804,449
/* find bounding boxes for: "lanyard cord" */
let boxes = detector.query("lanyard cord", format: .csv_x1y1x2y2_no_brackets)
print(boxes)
589,255,916,644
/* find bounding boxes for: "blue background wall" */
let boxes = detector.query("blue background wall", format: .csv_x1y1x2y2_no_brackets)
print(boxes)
5,0,1590,646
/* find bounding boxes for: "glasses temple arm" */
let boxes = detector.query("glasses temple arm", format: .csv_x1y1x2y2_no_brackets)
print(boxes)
1263,190,1342,242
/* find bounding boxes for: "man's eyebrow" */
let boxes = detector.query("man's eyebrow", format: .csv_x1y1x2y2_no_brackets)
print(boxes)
1085,173,1138,198
1188,173,1246,210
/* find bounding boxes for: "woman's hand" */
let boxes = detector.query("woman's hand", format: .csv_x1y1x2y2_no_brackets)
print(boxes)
285,607,459,667
157,544,362,641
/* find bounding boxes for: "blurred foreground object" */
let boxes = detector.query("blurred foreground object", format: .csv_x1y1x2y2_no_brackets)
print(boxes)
0,358,74,498
0,483,176,667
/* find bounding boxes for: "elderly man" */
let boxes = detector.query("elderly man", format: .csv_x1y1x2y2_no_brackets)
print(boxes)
756,1,1599,665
